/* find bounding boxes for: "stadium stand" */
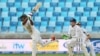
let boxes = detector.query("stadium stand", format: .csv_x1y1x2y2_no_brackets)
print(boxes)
0,0,100,34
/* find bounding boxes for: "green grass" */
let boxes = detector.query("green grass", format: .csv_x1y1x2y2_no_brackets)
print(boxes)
0,54,100,56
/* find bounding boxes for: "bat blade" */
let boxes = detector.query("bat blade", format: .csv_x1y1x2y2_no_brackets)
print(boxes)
32,2,42,13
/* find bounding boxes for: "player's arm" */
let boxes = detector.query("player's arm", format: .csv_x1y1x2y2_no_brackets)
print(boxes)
86,34,91,41
72,27,81,38
83,29,91,41
61,27,71,40
28,17,34,25
23,20,33,34
68,27,71,35
22,18,28,25
67,27,72,39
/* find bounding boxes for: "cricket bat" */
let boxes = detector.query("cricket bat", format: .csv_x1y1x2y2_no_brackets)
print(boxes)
31,2,42,14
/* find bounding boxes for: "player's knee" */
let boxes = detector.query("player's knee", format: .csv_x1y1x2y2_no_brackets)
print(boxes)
67,43,70,47
67,44,72,49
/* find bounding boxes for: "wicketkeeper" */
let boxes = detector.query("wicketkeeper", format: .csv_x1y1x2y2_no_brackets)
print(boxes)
65,18,90,56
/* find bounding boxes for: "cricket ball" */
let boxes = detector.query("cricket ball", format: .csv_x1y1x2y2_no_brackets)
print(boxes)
51,35,55,41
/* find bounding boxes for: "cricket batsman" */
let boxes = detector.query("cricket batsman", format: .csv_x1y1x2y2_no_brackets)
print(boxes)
76,22,96,56
19,2,57,56
67,18,90,56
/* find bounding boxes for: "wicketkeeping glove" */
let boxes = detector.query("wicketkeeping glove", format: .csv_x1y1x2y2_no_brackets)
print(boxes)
62,34,70,40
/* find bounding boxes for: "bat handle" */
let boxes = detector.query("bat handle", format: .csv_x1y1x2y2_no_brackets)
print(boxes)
31,9,37,14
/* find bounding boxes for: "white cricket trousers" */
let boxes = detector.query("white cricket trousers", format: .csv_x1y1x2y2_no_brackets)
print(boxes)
86,40,96,56
31,36,53,56
67,38,90,56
